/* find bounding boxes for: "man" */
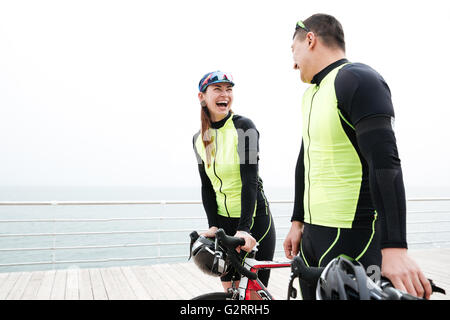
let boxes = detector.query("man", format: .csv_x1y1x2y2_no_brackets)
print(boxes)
283,13,432,300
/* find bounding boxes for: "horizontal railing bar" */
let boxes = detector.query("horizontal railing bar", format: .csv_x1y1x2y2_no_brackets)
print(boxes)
407,230,450,235
407,198,450,202
0,200,294,206
1,211,448,224
0,241,189,252
0,198,449,206
407,240,450,245
0,233,446,253
0,216,207,223
407,220,450,224
0,201,203,206
0,228,208,238
0,197,448,269
2,222,450,238
0,215,292,223
409,210,450,213
0,255,190,268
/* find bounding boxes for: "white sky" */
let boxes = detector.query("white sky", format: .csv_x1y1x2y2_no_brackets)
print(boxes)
0,0,449,190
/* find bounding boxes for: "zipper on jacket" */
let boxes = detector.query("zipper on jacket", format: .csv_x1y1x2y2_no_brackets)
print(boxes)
213,129,231,217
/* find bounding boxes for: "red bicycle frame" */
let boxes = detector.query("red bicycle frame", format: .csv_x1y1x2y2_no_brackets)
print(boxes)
237,259,291,300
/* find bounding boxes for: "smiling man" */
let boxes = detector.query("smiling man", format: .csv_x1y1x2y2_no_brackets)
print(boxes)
283,14,431,300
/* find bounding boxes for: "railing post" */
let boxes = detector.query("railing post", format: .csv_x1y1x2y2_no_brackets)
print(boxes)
158,201,166,264
51,201,57,269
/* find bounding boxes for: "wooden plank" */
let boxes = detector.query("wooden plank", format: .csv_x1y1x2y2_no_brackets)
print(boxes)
170,263,210,299
1,248,449,301
141,265,175,299
50,269,67,300
0,273,22,300
65,268,79,300
79,268,93,300
141,265,173,299
151,264,191,299
100,268,123,300
419,264,450,281
182,262,224,293
6,272,32,300
0,273,9,289
89,268,108,300
21,271,45,300
108,267,136,300
266,268,292,300
129,266,158,300
35,270,56,300
120,267,151,300
411,249,450,264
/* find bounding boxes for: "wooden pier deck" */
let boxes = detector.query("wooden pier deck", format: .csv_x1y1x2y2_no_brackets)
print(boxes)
0,248,449,300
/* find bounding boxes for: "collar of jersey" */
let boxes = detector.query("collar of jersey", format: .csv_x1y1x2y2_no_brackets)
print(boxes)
311,58,349,85
211,112,232,129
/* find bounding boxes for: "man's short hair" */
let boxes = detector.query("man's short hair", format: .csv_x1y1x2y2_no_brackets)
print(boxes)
294,13,346,52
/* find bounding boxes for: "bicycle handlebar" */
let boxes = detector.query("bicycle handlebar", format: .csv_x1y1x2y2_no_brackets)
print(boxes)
215,228,245,250
290,256,324,287
288,255,446,300
379,277,446,300
215,228,258,280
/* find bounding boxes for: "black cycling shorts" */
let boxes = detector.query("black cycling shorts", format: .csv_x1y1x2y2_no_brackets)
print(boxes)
215,209,276,287
299,221,381,300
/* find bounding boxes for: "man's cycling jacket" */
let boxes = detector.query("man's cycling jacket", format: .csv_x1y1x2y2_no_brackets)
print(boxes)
291,59,407,249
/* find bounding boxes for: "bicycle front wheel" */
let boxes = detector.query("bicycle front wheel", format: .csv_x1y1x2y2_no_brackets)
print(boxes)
191,292,234,300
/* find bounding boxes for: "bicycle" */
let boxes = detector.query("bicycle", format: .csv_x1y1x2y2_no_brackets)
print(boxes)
189,228,291,300
190,228,446,300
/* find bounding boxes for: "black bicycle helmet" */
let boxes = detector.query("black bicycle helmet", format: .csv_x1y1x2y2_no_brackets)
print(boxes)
316,256,385,300
189,232,230,277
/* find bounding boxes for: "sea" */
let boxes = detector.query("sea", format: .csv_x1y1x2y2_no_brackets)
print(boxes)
0,185,449,273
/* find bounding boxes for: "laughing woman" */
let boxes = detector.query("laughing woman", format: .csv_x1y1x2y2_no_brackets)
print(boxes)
192,70,276,290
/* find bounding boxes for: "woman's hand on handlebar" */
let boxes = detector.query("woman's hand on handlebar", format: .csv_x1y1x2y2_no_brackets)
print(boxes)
200,226,218,238
234,230,257,253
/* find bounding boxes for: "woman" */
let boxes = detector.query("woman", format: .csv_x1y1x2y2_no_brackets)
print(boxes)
192,70,276,290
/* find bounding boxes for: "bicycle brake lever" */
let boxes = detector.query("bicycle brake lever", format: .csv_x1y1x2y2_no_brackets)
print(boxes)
287,277,297,300
188,230,200,260
429,279,446,295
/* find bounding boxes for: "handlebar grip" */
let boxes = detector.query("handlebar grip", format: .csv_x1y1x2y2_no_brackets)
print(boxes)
380,280,423,300
400,293,421,300
291,256,324,287
215,228,257,280
189,230,199,242
215,228,245,248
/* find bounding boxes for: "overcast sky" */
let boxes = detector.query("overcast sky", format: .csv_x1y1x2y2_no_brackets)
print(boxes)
1,0,449,190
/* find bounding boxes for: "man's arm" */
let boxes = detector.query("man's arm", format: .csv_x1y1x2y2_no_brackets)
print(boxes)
355,115,431,298
292,141,305,223
355,115,407,248
336,64,431,298
284,141,305,259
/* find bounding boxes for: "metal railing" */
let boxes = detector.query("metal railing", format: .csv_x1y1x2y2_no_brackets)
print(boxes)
1,198,450,269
